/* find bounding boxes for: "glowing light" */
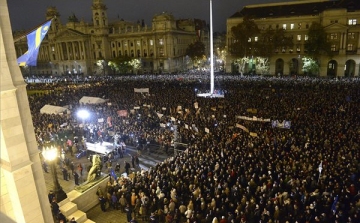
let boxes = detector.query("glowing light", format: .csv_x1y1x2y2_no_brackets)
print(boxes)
42,146,57,161
77,109,90,119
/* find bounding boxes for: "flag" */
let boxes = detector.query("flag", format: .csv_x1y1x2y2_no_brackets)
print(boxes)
107,116,112,127
117,110,128,117
331,195,338,213
110,169,117,181
17,20,52,66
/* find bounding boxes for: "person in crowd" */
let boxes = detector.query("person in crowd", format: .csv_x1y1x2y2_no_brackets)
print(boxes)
28,74,360,222
99,195,107,212
73,171,79,186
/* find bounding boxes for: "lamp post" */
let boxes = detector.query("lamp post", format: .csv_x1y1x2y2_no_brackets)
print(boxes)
77,109,90,140
42,146,67,202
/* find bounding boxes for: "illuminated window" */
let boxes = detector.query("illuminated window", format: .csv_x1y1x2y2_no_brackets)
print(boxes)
51,46,55,52
283,24,287,30
348,32,355,39
347,43,354,51
297,35,301,41
348,19,357,25
298,23,302,29
290,24,294,29
248,38,252,42
304,35,309,41
150,40,153,46
330,33,338,40
159,39,164,45
331,45,337,51
254,36,258,42
124,41,128,47
137,40,140,46
296,46,301,52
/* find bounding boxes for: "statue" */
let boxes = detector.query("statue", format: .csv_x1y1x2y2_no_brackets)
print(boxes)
86,154,101,183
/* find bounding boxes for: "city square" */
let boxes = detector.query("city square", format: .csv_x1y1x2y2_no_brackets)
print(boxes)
1,0,360,223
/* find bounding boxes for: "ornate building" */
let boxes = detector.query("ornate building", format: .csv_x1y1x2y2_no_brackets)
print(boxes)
226,0,360,77
13,0,208,76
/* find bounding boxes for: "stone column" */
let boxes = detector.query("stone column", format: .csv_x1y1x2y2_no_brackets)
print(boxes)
0,1,53,222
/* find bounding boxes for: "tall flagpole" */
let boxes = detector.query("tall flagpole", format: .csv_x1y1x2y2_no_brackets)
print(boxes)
210,0,214,94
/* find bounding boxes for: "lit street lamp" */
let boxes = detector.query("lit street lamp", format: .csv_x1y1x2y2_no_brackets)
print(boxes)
42,146,67,202
77,109,90,139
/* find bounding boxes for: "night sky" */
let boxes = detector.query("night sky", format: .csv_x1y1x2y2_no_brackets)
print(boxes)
8,0,296,33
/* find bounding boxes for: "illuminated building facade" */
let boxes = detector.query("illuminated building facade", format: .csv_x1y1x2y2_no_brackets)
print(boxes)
13,0,208,76
226,0,360,76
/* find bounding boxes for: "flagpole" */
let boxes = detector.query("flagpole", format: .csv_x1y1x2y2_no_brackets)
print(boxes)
209,0,214,94
13,18,54,43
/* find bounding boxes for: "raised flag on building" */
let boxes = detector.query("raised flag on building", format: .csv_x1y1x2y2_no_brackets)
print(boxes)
17,20,52,66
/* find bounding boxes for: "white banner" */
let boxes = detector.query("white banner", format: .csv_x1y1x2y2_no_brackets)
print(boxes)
134,106,140,110
134,88,149,93
185,124,189,129
236,123,249,133
98,118,104,123
236,116,270,122
157,113,163,119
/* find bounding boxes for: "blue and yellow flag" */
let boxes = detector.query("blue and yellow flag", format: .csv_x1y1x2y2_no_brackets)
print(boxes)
17,20,52,66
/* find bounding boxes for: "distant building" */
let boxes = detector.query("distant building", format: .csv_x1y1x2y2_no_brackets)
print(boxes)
226,0,360,77
13,0,208,76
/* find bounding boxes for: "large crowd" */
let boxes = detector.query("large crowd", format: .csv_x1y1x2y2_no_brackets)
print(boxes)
29,74,360,223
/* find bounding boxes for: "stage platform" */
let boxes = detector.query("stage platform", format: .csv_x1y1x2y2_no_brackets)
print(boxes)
85,142,115,155
197,93,224,98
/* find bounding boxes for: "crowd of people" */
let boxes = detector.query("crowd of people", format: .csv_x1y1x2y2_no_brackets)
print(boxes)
29,74,360,223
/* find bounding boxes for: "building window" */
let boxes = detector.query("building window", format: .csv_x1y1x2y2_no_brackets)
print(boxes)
282,47,286,52
296,46,301,52
297,35,301,41
330,33,338,40
306,24,309,29
137,40,140,46
331,45,337,51
348,32,355,39
118,50,122,56
347,43,354,51
159,48,164,56
254,36,258,42
298,23,302,29
282,24,286,30
118,42,121,47
150,40,153,46
124,41,128,47
348,19,357,25
112,43,115,48
290,24,294,30
159,39,164,45
51,46,55,52
304,35,309,41
248,38,252,42
130,42,133,47
331,20,338,24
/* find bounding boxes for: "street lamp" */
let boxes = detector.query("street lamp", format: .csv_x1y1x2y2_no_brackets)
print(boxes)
77,109,90,139
42,146,67,202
